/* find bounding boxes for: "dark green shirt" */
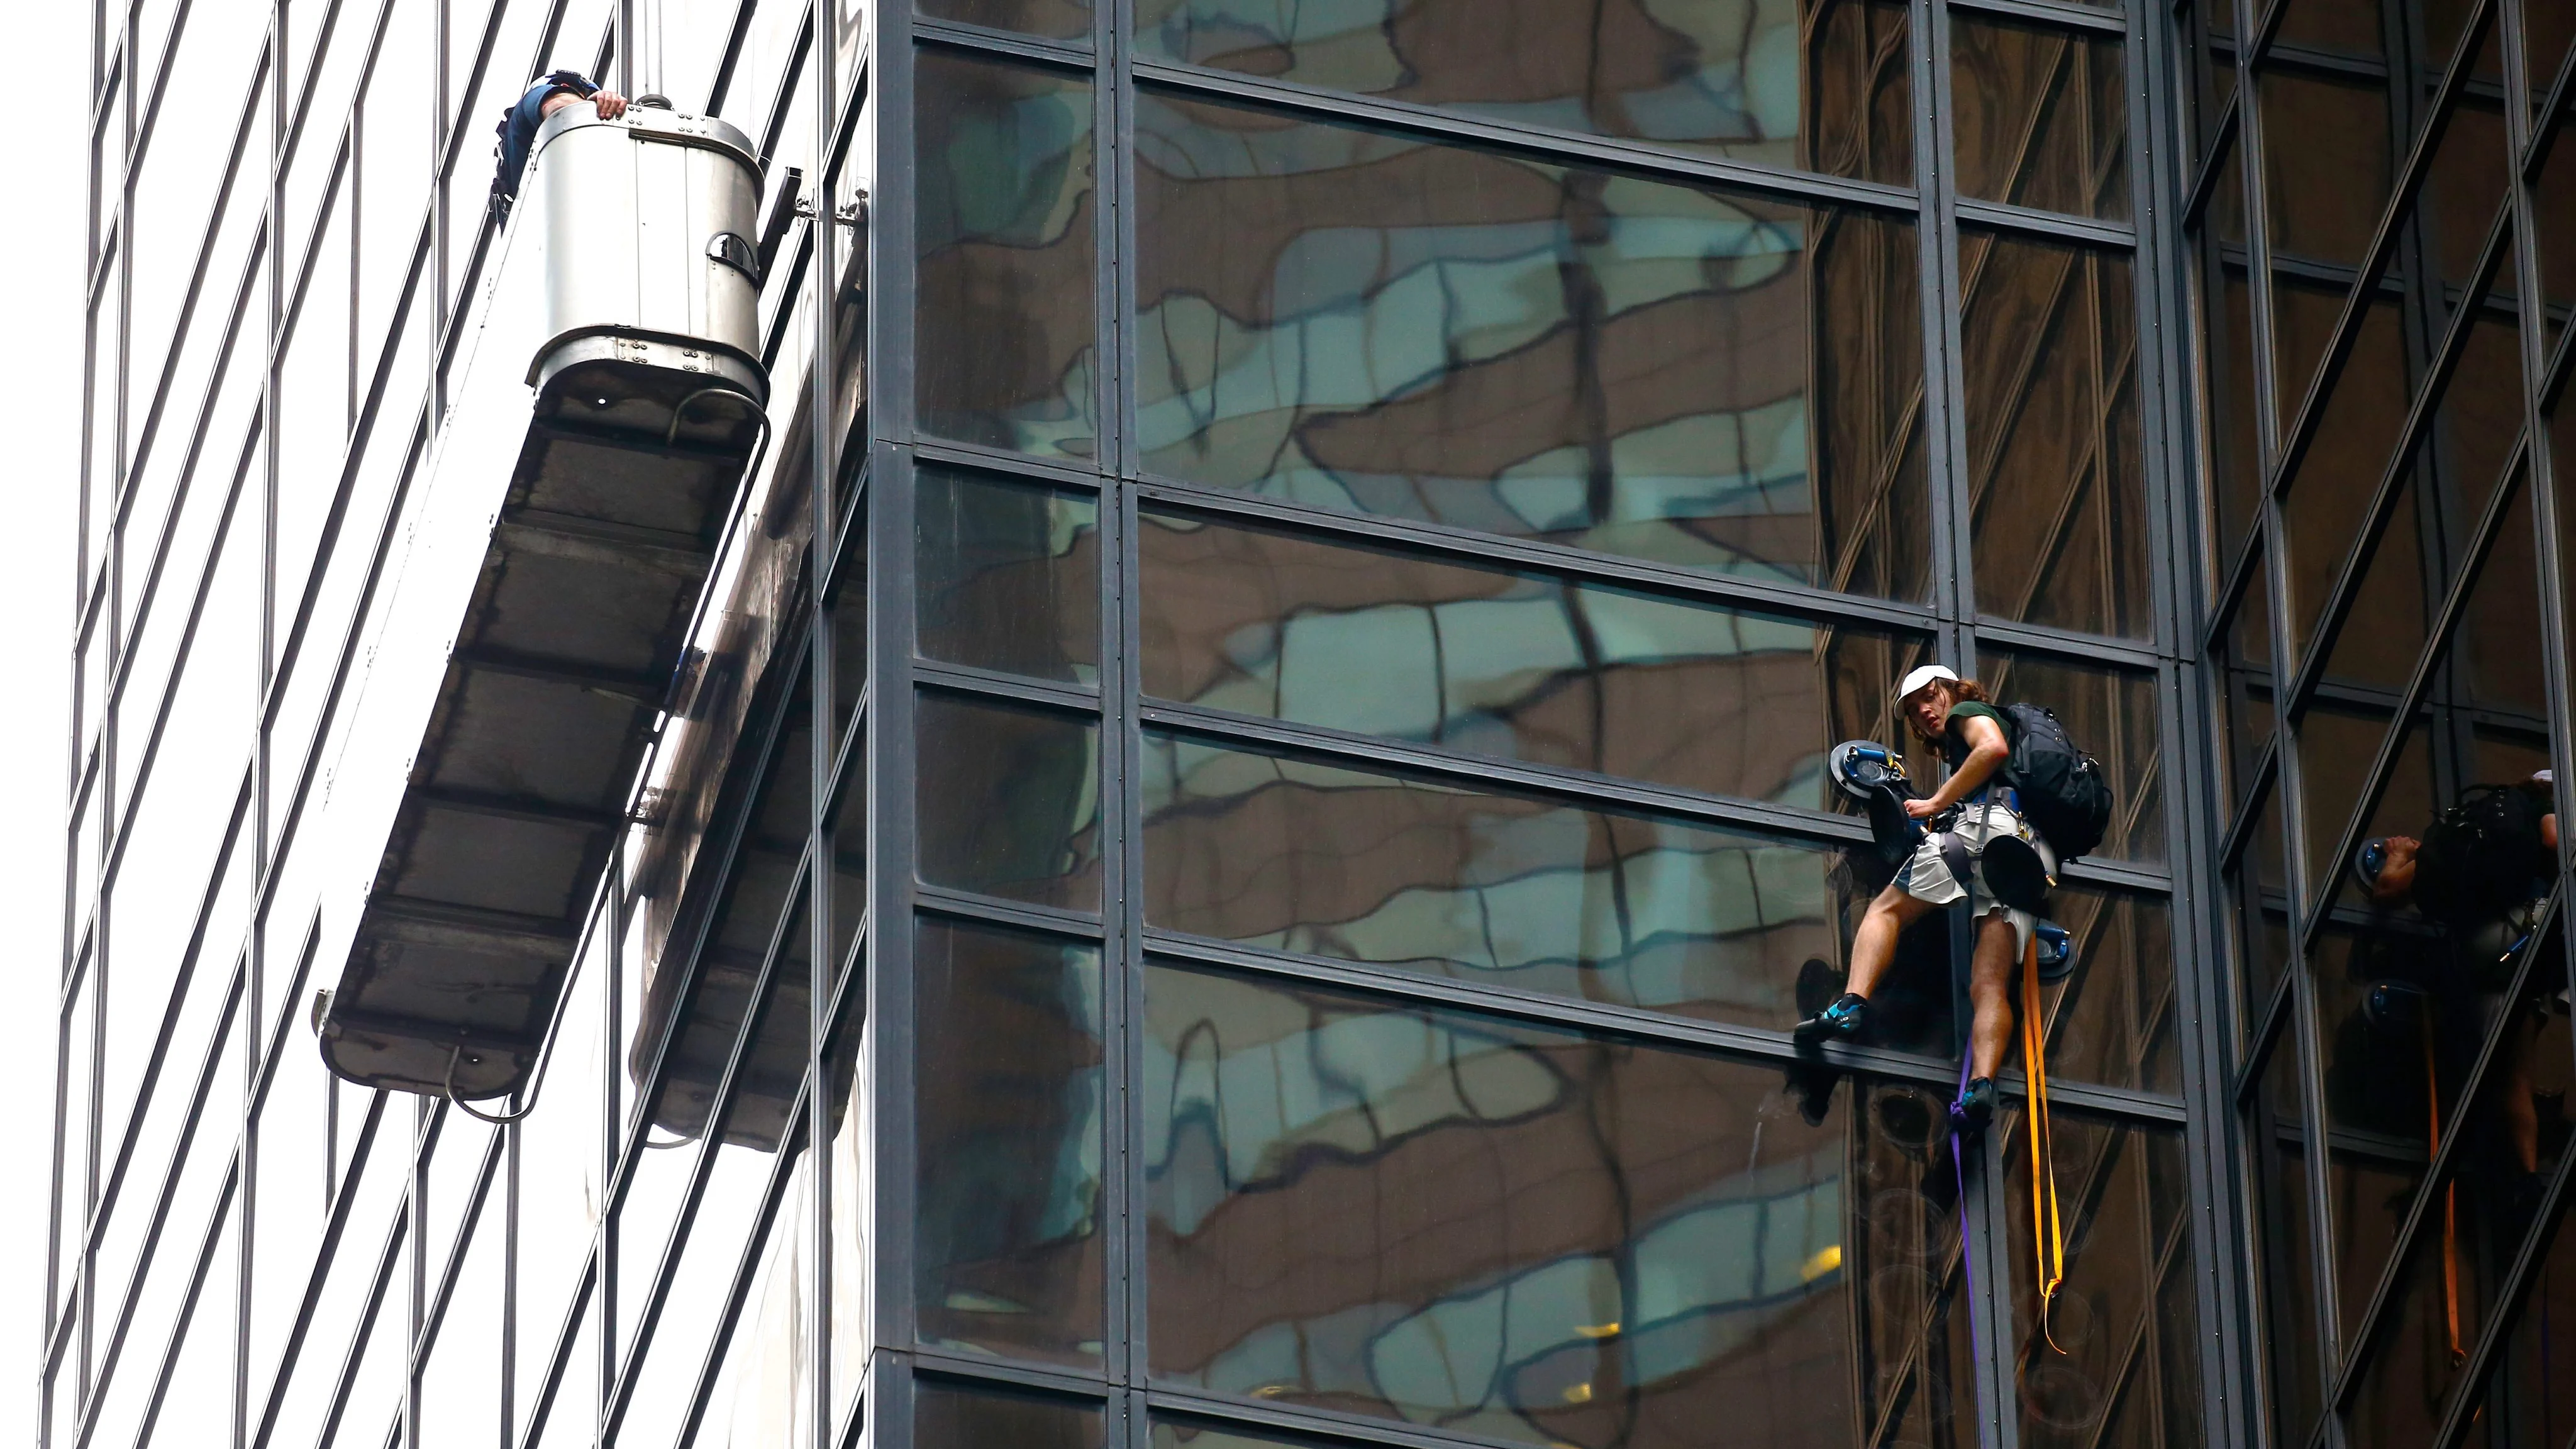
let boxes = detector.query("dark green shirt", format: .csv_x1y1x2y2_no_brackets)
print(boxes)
1942,701,2007,773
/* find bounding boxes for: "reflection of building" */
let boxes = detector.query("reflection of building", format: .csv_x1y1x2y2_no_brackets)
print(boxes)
54,0,2576,1448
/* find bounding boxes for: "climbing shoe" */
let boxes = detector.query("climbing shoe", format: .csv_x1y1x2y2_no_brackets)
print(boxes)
1951,1077,1999,1135
1794,992,1870,1044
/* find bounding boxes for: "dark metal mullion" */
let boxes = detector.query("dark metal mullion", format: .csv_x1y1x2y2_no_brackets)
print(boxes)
601,871,808,1439
245,1089,390,1449
306,1173,412,1449
702,0,760,114
2180,95,2242,227
402,1116,507,1383
103,213,266,747
75,777,250,1285
671,1083,812,1449
127,1155,240,1449
2254,0,2499,523
2230,966,2296,1111
69,960,246,1449
2292,445,2529,955
2487,25,2576,1445
2216,738,2282,872
1128,475,1946,636
259,218,434,742
2228,0,2347,1425
2276,205,2518,724
863,0,917,1393
1094,0,1136,1395
2324,889,2565,1415
507,1261,596,1449
2145,5,2268,1430
109,45,269,541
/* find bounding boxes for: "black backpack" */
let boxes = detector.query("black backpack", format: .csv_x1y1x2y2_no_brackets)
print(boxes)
1998,703,2113,862
2414,783,2553,926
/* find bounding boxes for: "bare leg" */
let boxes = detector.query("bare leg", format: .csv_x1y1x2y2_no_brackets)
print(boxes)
1968,912,2022,1082
1845,884,1943,1002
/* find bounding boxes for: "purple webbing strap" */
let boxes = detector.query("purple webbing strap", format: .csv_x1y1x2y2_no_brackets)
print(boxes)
1950,1036,1986,1399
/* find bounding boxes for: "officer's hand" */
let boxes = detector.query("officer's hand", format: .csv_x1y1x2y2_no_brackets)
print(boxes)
595,89,630,119
1902,797,1940,821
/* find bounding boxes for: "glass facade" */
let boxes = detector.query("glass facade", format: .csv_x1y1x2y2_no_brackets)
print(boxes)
52,1,2576,1449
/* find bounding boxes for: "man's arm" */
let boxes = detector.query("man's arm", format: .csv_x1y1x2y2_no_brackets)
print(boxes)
1906,715,2010,818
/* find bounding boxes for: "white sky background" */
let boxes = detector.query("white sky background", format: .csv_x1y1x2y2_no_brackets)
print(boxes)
12,4,94,1443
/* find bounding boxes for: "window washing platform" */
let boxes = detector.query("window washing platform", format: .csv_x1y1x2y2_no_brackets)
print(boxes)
316,103,769,1104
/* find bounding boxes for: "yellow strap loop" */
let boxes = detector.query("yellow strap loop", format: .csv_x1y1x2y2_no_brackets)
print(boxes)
2024,931,2068,1353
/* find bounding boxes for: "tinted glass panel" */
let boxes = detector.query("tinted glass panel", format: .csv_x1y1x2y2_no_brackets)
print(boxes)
1961,233,2148,639
1140,508,1928,808
918,691,1103,911
916,916,1106,1365
918,53,1097,460
915,1382,1105,1449
922,0,1092,44
1141,728,1943,1046
1136,89,1928,601
1133,0,1913,185
1973,647,2163,863
1950,16,2129,220
2001,1112,2202,1448
1144,964,1975,1449
919,467,1101,684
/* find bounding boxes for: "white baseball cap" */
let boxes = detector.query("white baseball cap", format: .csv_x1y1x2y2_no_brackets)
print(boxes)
1896,663,1960,704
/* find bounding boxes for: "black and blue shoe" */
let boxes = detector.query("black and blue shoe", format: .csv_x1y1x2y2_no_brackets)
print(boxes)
1951,1077,1998,1134
1794,992,1870,1044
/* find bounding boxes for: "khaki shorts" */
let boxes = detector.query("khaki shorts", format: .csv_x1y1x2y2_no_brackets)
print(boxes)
1893,797,2058,954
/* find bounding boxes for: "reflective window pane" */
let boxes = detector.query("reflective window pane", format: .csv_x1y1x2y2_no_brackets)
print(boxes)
915,1380,1106,1449
916,916,1106,1366
1949,16,2129,220
918,53,1098,461
1140,508,1928,808
1133,0,1913,185
1144,964,1975,1449
1972,647,2163,863
2001,1111,2202,1448
1136,88,1928,601
922,0,1092,45
1143,728,1914,1044
918,691,1104,911
1961,232,2149,640
919,467,1101,684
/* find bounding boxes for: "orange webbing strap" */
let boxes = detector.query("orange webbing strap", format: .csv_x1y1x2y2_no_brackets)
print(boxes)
2022,931,2067,1353
2423,1003,2463,1366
